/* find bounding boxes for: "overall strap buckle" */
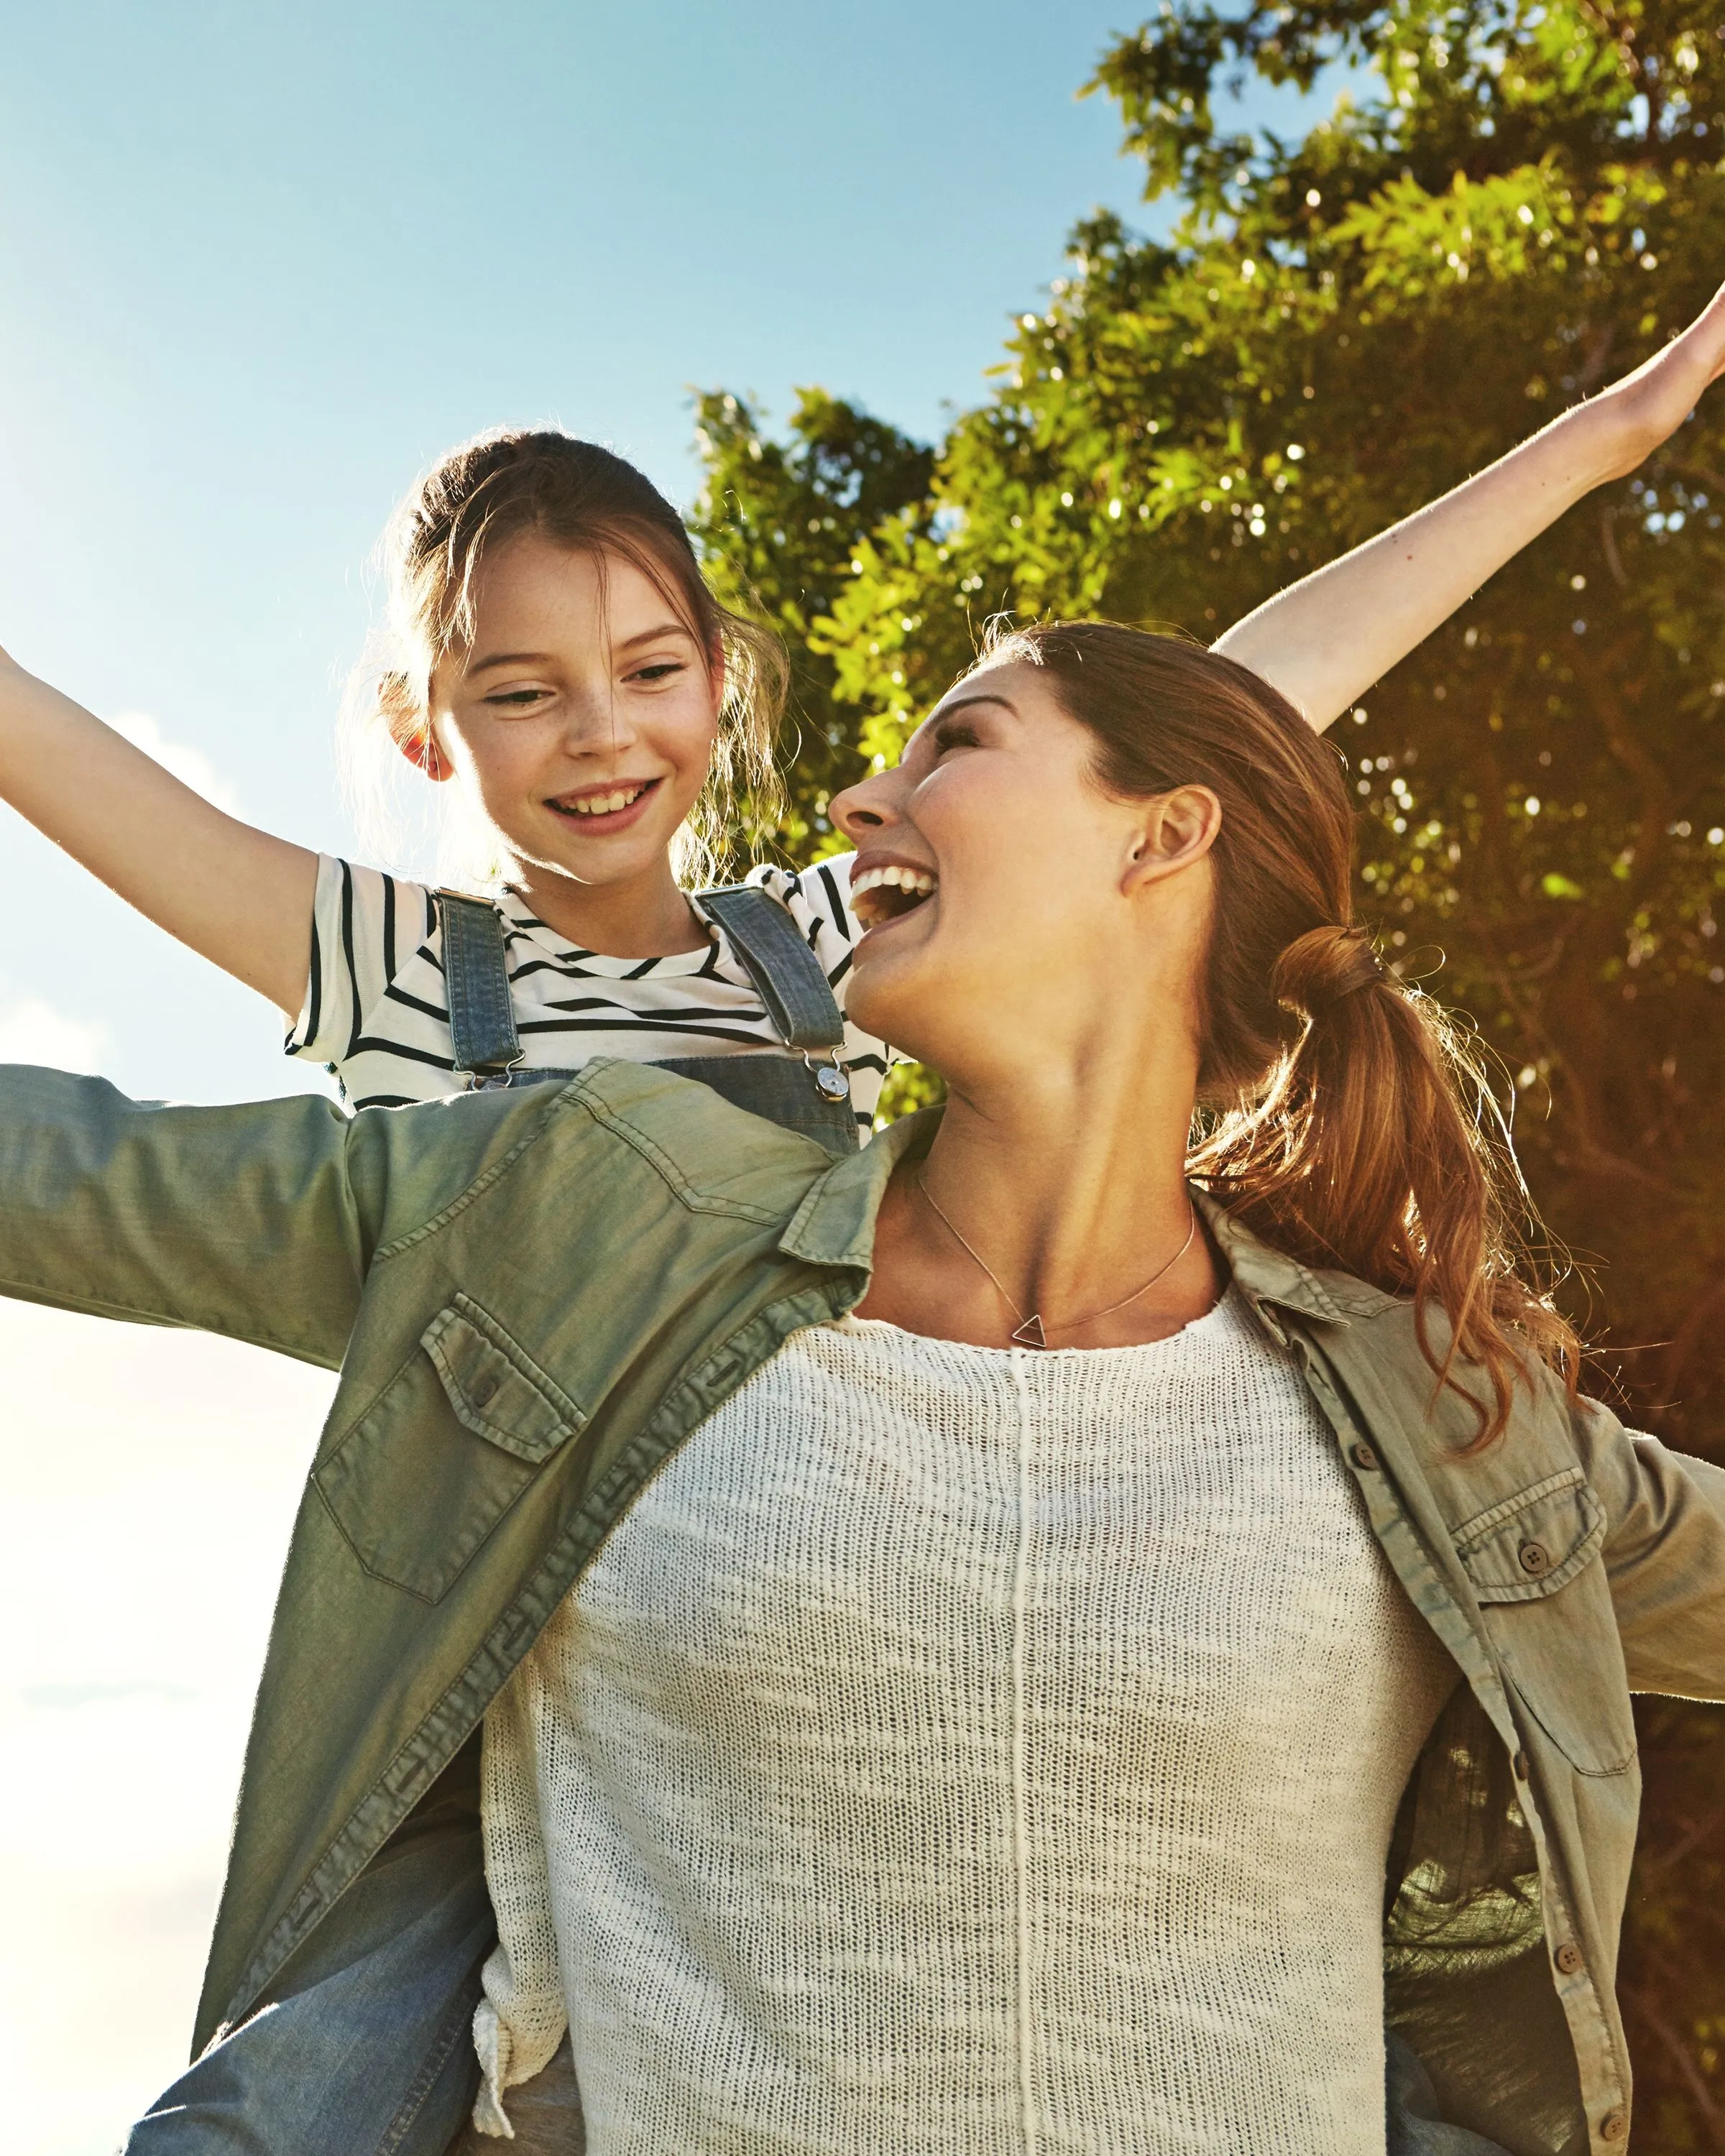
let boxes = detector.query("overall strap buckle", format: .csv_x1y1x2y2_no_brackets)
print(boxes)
697,884,851,1105
435,890,525,1089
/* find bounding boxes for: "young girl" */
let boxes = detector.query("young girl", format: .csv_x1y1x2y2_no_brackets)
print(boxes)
4,618,1721,2156
4,287,1724,2156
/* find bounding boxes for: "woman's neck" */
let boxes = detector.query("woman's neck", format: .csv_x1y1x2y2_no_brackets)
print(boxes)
505,854,710,959
857,1041,1224,1350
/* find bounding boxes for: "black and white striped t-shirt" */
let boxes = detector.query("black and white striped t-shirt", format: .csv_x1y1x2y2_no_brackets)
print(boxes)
285,853,894,1130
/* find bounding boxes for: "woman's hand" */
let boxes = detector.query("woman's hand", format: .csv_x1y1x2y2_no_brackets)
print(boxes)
1586,277,1725,480
1215,275,1725,729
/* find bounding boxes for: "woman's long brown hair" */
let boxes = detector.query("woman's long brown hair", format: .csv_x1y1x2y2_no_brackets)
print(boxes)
982,619,1577,1443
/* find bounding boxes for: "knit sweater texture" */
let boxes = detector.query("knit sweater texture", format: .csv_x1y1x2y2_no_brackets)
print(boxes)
473,1291,1455,2152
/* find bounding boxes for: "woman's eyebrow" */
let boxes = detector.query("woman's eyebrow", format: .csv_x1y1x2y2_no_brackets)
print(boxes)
932,692,1017,722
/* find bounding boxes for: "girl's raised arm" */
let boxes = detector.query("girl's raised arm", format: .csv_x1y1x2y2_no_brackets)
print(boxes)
0,652,317,1018
1214,280,1725,731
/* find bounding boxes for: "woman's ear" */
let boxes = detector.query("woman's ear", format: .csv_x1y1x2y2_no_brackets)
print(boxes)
1122,786,1223,891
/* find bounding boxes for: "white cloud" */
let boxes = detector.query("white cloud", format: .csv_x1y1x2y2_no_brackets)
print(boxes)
0,997,110,1072
109,709,241,814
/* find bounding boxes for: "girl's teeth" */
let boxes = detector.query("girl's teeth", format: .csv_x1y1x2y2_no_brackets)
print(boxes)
571,786,643,816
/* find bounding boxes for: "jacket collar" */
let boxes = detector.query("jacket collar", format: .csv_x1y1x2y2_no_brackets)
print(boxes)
778,1108,1402,1332
776,1107,934,1273
1192,1189,1402,1330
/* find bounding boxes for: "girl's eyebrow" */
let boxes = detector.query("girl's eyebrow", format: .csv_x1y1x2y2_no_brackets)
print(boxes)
615,620,696,651
467,622,694,675
467,650,553,674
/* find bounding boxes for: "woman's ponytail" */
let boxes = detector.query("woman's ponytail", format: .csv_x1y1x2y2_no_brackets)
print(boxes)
977,619,1578,1445
1199,924,1563,1442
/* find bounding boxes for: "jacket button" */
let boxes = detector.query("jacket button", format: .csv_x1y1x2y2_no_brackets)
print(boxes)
1519,1539,1552,1576
471,1373,500,1407
1600,2111,1628,2142
1554,1941,1584,1976
1512,1750,1530,1781
1351,1442,1379,1470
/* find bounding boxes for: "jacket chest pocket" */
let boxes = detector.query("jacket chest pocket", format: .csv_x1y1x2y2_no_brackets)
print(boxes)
1453,1468,1637,1777
316,1295,585,1604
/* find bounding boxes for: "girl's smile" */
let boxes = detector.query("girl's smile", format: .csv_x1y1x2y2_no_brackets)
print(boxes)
545,775,665,830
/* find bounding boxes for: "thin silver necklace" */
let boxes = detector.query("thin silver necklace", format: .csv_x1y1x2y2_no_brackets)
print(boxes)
914,1171,1198,1349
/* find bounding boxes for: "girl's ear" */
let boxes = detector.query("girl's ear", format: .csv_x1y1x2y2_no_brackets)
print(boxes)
394,727,453,784
1122,785,1223,892
380,671,453,784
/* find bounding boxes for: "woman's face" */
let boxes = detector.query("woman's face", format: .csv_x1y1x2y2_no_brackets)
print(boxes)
424,535,721,893
831,658,1218,1084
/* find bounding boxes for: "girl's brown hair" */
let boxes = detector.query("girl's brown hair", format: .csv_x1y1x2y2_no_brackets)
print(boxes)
980,619,1576,1442
356,428,786,884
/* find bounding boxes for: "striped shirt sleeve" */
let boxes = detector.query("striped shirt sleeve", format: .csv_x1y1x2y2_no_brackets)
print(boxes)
285,854,438,1069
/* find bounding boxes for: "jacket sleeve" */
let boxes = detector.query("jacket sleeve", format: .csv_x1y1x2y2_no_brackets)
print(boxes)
1578,1392,1725,1699
0,1064,372,1369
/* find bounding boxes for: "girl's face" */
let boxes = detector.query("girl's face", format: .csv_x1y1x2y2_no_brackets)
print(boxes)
830,658,1219,1086
425,535,722,894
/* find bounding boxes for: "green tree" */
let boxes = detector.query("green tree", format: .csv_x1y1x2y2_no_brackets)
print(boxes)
696,6,1725,2137
691,387,934,857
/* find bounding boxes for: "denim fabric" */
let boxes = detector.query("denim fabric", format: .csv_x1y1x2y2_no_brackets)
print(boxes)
123,1743,493,2156
1387,2031,1516,2155
447,2039,584,2156
438,883,848,1072
696,886,847,1054
436,886,858,1155
436,895,521,1082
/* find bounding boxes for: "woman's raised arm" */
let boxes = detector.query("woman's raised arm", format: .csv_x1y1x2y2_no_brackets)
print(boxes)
0,650,318,1018
1214,280,1725,731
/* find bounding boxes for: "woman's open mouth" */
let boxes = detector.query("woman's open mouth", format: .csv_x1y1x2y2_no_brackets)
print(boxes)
546,778,662,832
850,861,938,931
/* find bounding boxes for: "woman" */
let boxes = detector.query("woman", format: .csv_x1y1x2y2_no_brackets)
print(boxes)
4,617,1717,2154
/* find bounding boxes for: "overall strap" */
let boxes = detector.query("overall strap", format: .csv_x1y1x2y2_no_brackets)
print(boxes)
436,890,523,1082
696,885,846,1055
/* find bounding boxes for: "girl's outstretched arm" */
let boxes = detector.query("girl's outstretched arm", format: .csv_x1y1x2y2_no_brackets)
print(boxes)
0,653,318,1017
1214,279,1725,731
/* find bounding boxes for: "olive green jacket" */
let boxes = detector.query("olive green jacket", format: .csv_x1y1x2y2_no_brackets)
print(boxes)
3,1059,1721,2156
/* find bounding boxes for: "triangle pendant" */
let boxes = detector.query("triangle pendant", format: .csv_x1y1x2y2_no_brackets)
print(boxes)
1010,1313,1049,1349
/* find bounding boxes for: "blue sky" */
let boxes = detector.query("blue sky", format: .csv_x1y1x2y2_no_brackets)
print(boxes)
0,9,1348,2148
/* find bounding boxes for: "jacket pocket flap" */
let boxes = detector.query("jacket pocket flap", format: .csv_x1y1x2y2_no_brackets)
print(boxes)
1452,1468,1606,1603
420,1295,583,1465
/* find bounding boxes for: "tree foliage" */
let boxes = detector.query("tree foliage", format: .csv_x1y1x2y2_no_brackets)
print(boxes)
696,15,1725,2122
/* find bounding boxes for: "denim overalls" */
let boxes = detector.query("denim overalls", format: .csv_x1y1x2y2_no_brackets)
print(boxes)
438,883,859,1156
123,893,1502,2155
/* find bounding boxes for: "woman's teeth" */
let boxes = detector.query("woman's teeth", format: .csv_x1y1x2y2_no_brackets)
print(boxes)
561,784,648,817
851,862,938,925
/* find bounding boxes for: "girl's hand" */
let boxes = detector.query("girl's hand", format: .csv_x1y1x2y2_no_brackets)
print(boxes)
0,653,319,1018
1588,278,1725,480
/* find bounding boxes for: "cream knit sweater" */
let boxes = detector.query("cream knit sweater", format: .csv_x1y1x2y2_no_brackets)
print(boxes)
473,1291,1455,2152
